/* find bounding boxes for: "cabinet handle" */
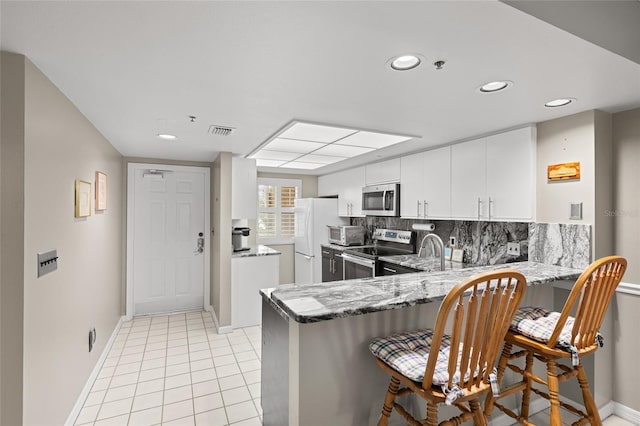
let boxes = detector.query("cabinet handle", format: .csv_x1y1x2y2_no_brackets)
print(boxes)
330,258,334,273
417,200,422,217
322,250,330,255
477,197,482,220
488,196,493,220
424,200,428,218
383,267,397,273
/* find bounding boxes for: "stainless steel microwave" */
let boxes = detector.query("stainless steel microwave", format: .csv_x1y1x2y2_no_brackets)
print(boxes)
362,183,400,216
327,225,365,246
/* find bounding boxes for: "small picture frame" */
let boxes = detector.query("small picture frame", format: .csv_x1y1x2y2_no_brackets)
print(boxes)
95,171,107,211
451,248,464,263
444,247,452,261
75,179,92,218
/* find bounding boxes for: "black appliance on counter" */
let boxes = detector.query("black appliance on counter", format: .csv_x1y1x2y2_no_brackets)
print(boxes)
232,227,251,252
341,228,415,280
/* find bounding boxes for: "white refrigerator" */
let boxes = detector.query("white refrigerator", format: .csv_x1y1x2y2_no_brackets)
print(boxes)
294,198,348,284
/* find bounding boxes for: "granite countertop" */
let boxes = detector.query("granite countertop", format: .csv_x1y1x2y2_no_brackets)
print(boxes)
232,245,281,258
261,261,582,324
379,254,469,272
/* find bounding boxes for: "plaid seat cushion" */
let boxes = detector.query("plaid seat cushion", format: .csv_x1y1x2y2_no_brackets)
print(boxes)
369,329,465,384
510,306,574,346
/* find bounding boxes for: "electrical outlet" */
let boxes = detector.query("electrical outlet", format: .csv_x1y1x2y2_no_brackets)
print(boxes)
449,237,456,247
507,242,520,256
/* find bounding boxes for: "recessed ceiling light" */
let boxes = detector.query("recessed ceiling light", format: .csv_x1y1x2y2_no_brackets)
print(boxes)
157,133,177,140
390,55,421,71
545,98,575,108
478,80,513,93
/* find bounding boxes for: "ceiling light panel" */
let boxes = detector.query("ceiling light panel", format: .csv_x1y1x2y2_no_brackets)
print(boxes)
281,161,325,170
279,122,357,143
265,138,326,153
255,159,287,167
296,154,347,164
313,144,375,157
250,150,301,161
336,131,412,149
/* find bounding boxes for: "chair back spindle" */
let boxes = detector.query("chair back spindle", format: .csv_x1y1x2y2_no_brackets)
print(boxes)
422,271,527,392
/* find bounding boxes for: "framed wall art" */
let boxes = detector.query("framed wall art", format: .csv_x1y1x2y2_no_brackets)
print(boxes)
95,171,107,211
75,179,92,218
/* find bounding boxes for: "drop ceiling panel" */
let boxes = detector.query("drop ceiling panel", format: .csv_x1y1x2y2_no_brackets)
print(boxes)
296,154,346,164
313,144,375,157
265,138,326,153
282,161,324,169
278,122,357,143
251,150,301,161
336,131,413,148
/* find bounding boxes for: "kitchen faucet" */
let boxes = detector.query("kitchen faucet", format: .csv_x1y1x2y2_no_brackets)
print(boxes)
418,233,445,271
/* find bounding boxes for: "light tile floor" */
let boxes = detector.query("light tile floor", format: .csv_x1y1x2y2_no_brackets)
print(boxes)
74,311,262,426
74,310,634,426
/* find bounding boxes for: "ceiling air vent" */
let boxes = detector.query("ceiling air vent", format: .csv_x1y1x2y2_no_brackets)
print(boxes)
208,125,236,136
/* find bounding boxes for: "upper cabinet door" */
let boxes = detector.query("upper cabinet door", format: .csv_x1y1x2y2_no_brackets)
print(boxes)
365,158,400,185
485,126,536,221
319,167,365,217
400,152,425,219
231,157,257,219
451,139,487,219
423,146,451,219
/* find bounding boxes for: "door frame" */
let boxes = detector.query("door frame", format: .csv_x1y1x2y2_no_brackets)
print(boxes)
126,163,211,319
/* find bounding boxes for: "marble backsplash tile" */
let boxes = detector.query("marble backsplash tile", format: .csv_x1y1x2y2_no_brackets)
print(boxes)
350,217,529,266
528,223,591,270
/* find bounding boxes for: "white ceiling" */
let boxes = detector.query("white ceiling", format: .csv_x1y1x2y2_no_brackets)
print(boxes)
2,1,639,175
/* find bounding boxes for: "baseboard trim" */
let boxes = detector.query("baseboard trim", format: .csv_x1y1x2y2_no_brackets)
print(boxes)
613,401,640,424
208,308,232,334
65,315,126,426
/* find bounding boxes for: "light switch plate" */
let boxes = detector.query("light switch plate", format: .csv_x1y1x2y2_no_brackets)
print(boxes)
570,202,583,220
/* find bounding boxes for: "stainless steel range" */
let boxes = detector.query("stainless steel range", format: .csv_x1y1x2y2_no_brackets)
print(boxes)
342,229,415,280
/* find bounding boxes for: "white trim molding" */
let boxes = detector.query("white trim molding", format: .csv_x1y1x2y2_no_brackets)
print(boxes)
209,308,232,334
616,281,640,296
65,316,126,426
612,401,640,424
126,163,211,318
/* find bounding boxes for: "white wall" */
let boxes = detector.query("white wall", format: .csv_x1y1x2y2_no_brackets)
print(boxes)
536,110,595,225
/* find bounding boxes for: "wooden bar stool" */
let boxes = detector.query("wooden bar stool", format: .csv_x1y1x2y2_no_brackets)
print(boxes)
484,256,627,426
369,270,527,426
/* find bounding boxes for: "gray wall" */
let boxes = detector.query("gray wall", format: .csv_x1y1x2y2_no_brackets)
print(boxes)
1,52,26,426
611,107,640,412
0,53,124,425
213,153,232,325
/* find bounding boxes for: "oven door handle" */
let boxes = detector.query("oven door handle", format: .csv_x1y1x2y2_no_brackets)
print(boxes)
341,253,375,268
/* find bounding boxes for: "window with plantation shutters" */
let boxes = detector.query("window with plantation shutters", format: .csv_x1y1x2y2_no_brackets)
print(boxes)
257,178,302,244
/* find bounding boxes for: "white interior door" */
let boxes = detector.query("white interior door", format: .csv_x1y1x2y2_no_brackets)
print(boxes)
128,164,209,316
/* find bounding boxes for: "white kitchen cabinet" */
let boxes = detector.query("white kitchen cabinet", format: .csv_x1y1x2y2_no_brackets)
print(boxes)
400,152,424,218
231,252,280,328
451,126,535,221
400,147,451,219
318,166,365,217
485,126,535,220
231,157,257,219
451,139,487,219
365,158,400,185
